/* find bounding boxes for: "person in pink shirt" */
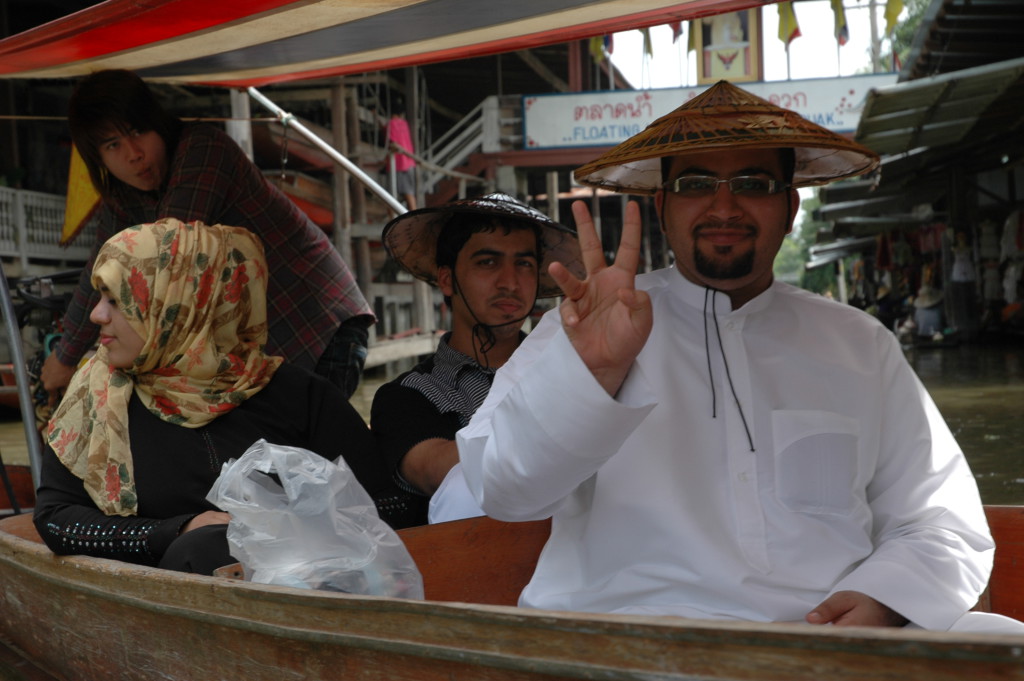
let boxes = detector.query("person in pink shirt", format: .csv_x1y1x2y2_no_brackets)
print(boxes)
386,99,417,210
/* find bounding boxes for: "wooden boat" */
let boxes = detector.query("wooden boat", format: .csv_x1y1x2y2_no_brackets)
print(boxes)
1,508,1023,681
263,169,335,231
0,363,20,410
0,464,34,516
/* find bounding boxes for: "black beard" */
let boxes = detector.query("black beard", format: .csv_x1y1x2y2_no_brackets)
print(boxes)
694,245,755,280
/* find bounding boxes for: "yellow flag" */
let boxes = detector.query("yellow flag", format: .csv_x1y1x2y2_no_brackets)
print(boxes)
884,0,904,35
777,2,801,46
62,144,100,245
688,20,697,53
831,0,850,45
589,35,606,63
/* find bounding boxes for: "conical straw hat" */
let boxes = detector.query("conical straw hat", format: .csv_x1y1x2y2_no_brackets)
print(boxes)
574,80,880,194
913,285,944,309
382,192,583,298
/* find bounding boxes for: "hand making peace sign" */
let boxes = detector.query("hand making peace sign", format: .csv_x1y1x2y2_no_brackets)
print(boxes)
547,200,653,396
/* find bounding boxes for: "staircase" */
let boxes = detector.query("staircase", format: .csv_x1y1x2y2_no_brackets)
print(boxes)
422,95,522,204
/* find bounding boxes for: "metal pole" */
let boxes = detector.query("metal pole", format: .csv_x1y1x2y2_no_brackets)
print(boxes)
226,89,254,161
329,79,354,267
247,86,407,216
869,0,881,73
0,263,42,488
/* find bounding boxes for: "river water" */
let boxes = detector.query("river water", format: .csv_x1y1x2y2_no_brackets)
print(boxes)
904,340,1024,505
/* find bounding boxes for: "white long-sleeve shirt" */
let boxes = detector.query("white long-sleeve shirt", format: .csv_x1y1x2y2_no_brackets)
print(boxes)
458,269,993,629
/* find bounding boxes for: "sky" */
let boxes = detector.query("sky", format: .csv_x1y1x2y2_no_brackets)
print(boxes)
610,0,904,89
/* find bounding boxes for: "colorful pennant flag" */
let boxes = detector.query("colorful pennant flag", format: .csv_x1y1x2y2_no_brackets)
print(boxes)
62,144,100,245
640,27,654,57
670,21,683,43
831,0,850,46
588,35,613,62
777,2,802,46
885,0,904,35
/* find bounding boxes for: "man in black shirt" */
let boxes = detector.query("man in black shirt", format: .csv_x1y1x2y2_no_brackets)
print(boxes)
371,193,581,526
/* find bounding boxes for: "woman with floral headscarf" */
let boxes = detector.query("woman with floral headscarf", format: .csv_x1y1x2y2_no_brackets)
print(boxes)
33,218,390,574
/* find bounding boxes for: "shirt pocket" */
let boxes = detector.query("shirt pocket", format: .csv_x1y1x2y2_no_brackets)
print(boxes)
772,410,860,516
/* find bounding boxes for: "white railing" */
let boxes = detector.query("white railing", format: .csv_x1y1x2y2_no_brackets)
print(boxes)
421,100,486,193
420,95,523,196
0,186,97,268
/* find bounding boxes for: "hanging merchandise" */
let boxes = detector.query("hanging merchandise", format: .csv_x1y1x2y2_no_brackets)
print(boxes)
918,223,944,254
983,262,1003,302
979,219,1002,302
892,233,913,268
979,220,1000,259
951,232,976,283
1001,210,1024,304
875,233,893,270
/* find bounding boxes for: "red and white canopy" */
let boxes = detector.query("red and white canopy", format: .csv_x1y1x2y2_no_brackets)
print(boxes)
0,0,769,86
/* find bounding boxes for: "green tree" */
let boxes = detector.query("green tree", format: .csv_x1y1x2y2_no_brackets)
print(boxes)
773,232,805,285
891,0,931,68
781,191,839,295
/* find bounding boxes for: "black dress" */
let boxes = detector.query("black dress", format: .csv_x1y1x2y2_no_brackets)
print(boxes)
33,364,395,571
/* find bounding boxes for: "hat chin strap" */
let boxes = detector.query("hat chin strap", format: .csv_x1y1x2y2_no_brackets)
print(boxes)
453,270,539,369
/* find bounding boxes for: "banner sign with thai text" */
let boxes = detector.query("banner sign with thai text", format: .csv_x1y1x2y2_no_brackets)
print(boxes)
522,74,897,150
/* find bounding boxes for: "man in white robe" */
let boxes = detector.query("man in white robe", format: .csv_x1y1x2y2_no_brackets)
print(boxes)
458,81,1024,633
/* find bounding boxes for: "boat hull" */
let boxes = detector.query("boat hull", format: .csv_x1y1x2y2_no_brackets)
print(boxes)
0,464,34,515
2,513,1024,681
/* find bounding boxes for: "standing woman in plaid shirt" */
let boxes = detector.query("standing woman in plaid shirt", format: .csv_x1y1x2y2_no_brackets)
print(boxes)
41,69,375,403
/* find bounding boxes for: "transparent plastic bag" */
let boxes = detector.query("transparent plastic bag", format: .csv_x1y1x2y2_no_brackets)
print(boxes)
207,439,424,599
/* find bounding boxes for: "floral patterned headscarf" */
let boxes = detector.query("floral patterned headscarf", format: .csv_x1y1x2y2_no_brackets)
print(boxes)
47,218,283,516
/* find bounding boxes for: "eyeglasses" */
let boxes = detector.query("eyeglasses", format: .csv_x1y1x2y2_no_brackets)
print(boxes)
664,175,789,198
